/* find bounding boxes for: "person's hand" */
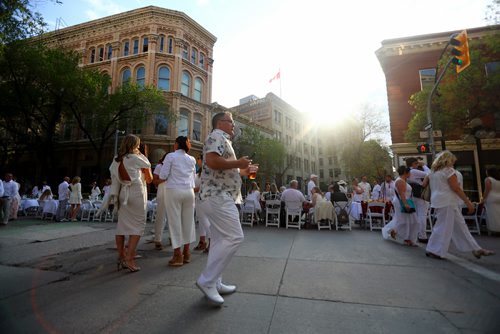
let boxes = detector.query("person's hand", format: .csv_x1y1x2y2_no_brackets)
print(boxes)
404,203,411,212
237,156,252,169
466,201,474,215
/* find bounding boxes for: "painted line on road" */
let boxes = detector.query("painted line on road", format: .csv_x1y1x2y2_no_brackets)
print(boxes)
447,254,500,282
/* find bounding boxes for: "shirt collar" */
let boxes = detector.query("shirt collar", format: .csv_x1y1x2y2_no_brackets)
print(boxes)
213,128,231,141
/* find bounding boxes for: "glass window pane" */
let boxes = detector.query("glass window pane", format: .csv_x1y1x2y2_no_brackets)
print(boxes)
419,68,436,90
155,114,169,135
142,37,148,52
136,66,145,87
123,41,129,56
122,68,131,85
178,111,189,137
158,66,170,91
193,114,202,141
133,39,139,54
194,78,202,102
181,71,190,96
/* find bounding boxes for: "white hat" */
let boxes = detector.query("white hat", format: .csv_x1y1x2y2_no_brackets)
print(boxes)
310,174,318,179
337,180,347,185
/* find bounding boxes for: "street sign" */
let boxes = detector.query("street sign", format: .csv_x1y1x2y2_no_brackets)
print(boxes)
419,130,442,138
424,123,432,131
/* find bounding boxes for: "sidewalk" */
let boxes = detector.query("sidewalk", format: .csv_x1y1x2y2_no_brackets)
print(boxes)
1,218,499,333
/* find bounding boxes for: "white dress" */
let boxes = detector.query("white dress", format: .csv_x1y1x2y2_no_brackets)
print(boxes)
110,153,151,236
485,177,500,232
382,178,419,242
69,183,82,204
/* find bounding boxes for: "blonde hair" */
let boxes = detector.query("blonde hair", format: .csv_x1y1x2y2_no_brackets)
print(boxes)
72,176,81,184
431,150,457,171
116,134,140,162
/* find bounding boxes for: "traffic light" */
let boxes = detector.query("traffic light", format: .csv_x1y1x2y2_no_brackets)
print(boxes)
417,144,430,154
450,30,470,73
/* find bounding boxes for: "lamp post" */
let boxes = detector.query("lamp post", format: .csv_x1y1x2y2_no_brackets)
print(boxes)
114,130,125,157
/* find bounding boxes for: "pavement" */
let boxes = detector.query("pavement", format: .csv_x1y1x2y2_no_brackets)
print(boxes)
0,218,499,333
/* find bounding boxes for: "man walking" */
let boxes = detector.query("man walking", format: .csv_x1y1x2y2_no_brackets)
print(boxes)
56,177,70,222
196,112,255,306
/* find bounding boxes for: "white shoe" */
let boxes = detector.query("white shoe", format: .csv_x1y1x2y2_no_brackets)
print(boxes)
217,282,236,295
196,281,224,306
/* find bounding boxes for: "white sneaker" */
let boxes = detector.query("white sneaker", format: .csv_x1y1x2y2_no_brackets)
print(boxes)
196,281,224,306
217,282,236,295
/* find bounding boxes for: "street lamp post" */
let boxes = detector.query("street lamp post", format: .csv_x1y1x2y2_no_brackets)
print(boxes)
114,130,125,157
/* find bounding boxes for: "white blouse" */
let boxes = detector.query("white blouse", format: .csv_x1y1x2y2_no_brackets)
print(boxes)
429,167,460,208
159,149,196,189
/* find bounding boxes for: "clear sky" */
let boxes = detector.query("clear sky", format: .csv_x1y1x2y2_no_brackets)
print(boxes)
34,0,491,140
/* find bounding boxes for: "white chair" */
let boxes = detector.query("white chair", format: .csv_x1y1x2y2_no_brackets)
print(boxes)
80,200,97,221
333,200,352,231
315,200,334,231
240,200,257,227
462,203,481,235
41,200,58,220
265,200,281,228
426,207,436,232
284,200,303,230
367,202,386,231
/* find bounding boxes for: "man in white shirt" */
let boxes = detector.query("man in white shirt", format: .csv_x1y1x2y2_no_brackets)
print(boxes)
307,174,318,200
0,178,6,225
281,180,307,207
406,157,431,243
380,175,396,202
359,176,371,201
56,177,70,222
2,173,17,224
337,180,348,193
371,179,382,200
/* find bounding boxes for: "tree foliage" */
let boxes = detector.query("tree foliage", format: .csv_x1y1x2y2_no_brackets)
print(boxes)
406,32,500,142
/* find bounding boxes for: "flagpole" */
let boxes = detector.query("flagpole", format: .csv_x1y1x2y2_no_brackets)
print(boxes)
279,68,282,98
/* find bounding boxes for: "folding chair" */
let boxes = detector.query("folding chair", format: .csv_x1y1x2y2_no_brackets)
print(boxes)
333,200,352,231
265,199,281,228
315,200,334,231
41,200,58,220
284,200,303,230
462,203,481,235
367,202,386,231
240,200,258,227
80,200,97,221
426,207,436,233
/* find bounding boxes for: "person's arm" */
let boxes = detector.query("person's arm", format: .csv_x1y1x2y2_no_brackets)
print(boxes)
422,175,429,188
205,152,251,172
448,174,474,214
142,168,153,184
481,178,492,203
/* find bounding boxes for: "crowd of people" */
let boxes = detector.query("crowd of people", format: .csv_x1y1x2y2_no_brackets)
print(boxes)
1,111,498,307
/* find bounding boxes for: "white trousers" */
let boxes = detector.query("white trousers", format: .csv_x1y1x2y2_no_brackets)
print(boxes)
165,188,196,249
197,195,244,287
413,197,429,239
426,206,481,258
154,183,168,242
195,199,210,238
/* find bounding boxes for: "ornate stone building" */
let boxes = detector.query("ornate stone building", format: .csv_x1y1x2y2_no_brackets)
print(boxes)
376,25,500,198
39,6,218,179
230,93,318,189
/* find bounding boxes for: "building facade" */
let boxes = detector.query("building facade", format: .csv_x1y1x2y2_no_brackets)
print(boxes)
230,93,318,189
376,25,500,198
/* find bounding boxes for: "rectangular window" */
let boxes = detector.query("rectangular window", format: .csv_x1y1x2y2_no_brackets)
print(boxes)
142,37,149,53
328,157,333,164
159,36,165,52
199,52,205,69
178,112,189,137
98,47,104,61
319,169,324,179
133,39,139,54
154,114,169,135
182,45,188,60
107,45,112,60
191,48,197,64
419,68,436,90
319,158,323,166
193,115,202,141
329,169,333,177
274,110,282,124
123,41,129,56
90,49,95,63
168,37,174,53
275,131,282,142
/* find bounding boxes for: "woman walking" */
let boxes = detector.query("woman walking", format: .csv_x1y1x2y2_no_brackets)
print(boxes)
159,136,197,267
69,176,82,221
424,151,494,259
110,134,152,272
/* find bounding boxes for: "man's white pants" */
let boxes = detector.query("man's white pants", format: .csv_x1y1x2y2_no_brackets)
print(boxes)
197,195,244,287
426,206,481,258
154,183,168,243
413,197,429,239
195,199,210,238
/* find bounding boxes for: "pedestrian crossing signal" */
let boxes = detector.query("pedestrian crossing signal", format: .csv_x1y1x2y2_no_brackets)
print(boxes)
417,144,429,153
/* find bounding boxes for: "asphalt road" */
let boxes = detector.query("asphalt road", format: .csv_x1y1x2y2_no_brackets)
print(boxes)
1,218,499,333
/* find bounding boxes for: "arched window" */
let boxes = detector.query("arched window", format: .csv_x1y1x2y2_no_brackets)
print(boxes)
193,114,202,141
178,110,189,137
123,40,129,56
136,66,145,87
181,71,191,97
167,37,174,53
90,48,96,63
121,68,131,85
157,66,170,91
194,78,203,102
191,47,198,64
142,36,149,53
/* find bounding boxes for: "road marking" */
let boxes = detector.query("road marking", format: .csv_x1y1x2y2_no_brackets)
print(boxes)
447,254,500,282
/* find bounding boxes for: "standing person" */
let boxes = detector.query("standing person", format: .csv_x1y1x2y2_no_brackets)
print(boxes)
159,136,197,267
68,176,82,221
196,112,255,306
0,178,6,225
359,176,371,201
350,178,364,223
482,167,500,234
406,157,431,243
423,151,494,259
381,175,396,202
109,134,152,272
3,173,19,221
152,153,168,250
307,174,318,200
11,175,21,220
194,160,210,252
90,181,101,201
56,177,70,222
382,166,419,246
371,178,382,201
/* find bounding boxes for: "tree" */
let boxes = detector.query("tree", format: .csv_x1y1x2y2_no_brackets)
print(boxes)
233,127,286,185
406,33,500,142
485,0,500,24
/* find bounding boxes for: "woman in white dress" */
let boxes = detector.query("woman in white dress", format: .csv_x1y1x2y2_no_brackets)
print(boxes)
90,182,101,201
110,134,152,272
68,176,82,221
482,167,500,234
382,166,419,246
350,178,364,223
159,136,197,267
423,151,494,259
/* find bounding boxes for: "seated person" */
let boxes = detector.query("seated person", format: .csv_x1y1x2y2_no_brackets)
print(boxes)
264,183,281,201
331,183,349,203
39,189,53,201
280,180,306,224
245,181,262,216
